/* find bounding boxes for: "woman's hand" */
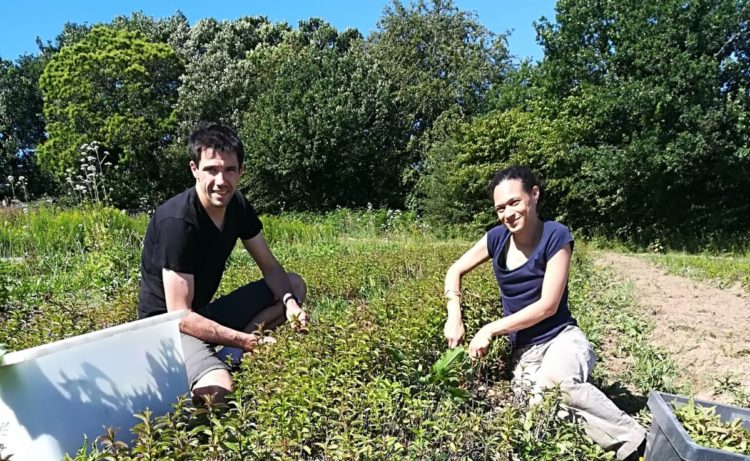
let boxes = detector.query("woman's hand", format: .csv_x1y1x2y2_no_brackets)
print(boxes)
442,233,491,347
468,327,493,358
444,315,465,347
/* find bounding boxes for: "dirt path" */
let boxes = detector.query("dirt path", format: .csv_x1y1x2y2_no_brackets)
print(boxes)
595,252,750,404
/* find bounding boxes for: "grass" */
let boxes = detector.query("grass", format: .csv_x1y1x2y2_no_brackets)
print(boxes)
0,206,682,460
643,252,750,294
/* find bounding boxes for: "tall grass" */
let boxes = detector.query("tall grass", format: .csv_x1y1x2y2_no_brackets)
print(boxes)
0,205,147,257
645,252,750,293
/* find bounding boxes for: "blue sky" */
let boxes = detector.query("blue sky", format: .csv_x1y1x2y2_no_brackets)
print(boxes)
0,1,557,62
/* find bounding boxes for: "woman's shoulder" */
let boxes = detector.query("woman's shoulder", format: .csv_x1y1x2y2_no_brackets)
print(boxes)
487,224,510,242
544,220,571,235
542,220,574,255
486,224,509,257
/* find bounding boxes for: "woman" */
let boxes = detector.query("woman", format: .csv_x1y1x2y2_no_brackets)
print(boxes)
443,166,646,461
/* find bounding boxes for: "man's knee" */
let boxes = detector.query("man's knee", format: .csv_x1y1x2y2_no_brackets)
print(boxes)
288,272,307,302
192,368,233,404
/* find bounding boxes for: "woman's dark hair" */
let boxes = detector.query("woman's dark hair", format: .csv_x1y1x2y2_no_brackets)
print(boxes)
188,121,245,167
487,165,544,201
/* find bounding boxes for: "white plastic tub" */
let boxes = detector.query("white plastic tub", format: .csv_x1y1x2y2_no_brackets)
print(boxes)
0,311,188,460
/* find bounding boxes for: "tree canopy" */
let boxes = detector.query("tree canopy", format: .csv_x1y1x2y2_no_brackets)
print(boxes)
0,0,747,247
37,26,184,204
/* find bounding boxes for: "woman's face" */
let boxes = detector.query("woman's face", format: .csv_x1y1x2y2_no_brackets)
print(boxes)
492,179,539,233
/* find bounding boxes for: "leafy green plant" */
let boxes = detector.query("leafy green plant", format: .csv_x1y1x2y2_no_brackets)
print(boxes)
0,207,669,460
419,347,471,400
63,142,114,205
673,399,750,455
714,374,750,408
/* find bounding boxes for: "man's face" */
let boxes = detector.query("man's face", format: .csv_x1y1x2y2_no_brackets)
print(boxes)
190,148,243,210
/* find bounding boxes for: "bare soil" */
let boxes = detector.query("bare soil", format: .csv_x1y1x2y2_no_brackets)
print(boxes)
595,252,750,404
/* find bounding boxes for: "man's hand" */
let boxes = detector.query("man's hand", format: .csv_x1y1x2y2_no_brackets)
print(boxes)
239,332,276,352
285,302,309,332
444,315,465,348
468,327,492,358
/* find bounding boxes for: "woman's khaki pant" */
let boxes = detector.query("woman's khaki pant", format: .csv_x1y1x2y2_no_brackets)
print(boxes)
511,325,646,460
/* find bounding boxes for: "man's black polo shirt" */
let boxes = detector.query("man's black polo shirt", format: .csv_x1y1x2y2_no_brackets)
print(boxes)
137,187,263,319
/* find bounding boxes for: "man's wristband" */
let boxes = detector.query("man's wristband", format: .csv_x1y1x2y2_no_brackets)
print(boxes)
283,293,300,308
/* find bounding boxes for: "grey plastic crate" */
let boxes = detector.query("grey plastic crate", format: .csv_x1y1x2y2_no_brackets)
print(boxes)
646,391,750,461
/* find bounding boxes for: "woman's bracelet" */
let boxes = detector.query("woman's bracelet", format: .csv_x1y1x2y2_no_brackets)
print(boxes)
443,289,462,299
283,293,300,308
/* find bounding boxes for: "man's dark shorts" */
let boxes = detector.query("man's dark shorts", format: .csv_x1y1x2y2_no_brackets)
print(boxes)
182,278,275,388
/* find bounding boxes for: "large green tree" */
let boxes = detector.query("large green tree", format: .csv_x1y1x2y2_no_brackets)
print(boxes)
417,0,750,247
38,26,185,206
0,54,50,199
532,0,750,245
368,0,510,189
240,21,405,212
174,16,291,134
415,107,580,227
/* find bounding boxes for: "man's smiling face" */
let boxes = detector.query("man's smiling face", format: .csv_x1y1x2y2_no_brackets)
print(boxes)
190,148,243,211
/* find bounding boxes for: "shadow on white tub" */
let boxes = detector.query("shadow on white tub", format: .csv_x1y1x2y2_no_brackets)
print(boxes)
0,311,188,460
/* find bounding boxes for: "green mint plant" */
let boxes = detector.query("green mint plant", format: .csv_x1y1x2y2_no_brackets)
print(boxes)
673,399,750,455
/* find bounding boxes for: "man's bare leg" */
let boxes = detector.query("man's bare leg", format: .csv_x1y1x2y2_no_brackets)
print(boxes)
244,272,307,333
192,368,233,405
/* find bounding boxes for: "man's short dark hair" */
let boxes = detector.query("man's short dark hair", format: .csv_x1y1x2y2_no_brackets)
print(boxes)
188,122,245,167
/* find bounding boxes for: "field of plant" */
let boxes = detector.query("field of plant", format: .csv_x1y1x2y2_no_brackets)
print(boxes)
643,252,750,294
0,206,689,460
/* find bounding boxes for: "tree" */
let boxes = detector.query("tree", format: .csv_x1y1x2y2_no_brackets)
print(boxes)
530,0,750,246
38,26,185,206
174,16,291,135
368,0,510,190
416,108,578,227
0,54,50,199
240,23,406,212
110,11,192,55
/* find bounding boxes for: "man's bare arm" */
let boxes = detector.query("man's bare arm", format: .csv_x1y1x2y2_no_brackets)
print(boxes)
242,232,306,325
163,268,260,351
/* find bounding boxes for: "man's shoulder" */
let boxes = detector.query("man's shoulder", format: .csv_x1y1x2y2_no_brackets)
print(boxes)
229,189,254,212
227,190,264,240
152,188,196,226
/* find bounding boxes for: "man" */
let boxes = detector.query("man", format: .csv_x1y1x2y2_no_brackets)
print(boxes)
137,122,307,403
